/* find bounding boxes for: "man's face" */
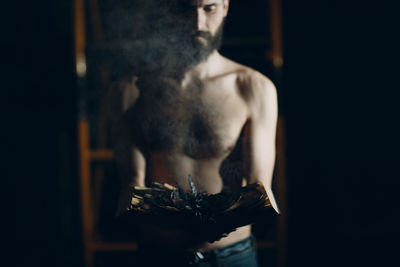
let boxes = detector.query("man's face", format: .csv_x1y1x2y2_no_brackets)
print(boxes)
191,0,229,48
139,0,229,77
179,0,228,65
162,0,229,56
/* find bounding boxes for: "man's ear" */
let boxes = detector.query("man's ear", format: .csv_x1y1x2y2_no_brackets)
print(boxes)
223,0,230,17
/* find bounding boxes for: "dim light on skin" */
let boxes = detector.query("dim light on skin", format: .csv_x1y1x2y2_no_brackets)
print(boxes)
112,0,280,252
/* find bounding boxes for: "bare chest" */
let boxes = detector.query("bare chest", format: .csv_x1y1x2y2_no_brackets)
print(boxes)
131,77,247,158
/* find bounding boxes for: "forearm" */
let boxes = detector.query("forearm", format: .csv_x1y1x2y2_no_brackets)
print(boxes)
116,174,145,216
245,175,280,214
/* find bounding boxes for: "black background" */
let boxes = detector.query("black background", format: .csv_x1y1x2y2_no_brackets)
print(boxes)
282,1,399,266
4,0,400,266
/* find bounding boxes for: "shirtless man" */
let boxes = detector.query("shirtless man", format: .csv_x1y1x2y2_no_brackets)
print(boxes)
110,0,279,265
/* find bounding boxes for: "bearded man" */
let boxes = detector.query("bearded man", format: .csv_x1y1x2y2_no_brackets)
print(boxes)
110,1,279,266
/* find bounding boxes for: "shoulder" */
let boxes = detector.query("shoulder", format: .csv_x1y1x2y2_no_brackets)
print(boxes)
236,68,276,100
234,67,277,119
218,55,276,97
108,76,140,119
218,55,277,117
219,56,276,97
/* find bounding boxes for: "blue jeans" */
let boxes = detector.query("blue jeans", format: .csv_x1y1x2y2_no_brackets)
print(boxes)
137,235,259,267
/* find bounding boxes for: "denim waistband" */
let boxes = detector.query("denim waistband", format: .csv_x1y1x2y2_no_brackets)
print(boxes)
208,235,254,258
138,235,255,265
188,234,255,265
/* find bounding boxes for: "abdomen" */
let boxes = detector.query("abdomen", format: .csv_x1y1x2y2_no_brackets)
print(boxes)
147,152,225,194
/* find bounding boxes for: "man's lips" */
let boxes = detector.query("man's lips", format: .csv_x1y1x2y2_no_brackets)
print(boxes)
193,34,208,45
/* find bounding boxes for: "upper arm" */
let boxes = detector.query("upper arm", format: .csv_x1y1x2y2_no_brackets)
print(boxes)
109,77,146,188
241,71,280,212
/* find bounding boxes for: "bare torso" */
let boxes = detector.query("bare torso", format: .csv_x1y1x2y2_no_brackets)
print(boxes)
112,53,264,251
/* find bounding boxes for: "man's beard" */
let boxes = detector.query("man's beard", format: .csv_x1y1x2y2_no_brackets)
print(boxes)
156,20,225,79
190,21,225,65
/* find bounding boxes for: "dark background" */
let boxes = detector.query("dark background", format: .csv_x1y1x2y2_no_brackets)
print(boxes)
5,0,399,267
283,1,400,266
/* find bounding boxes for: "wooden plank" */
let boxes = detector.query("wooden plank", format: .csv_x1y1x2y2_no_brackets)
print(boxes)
74,0,87,77
75,0,91,265
78,120,94,237
90,149,114,160
78,119,95,267
268,0,284,68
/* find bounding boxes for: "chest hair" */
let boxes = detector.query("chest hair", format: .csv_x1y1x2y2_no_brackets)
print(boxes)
128,76,225,158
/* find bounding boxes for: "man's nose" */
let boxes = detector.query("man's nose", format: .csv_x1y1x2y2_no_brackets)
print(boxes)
196,9,207,31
